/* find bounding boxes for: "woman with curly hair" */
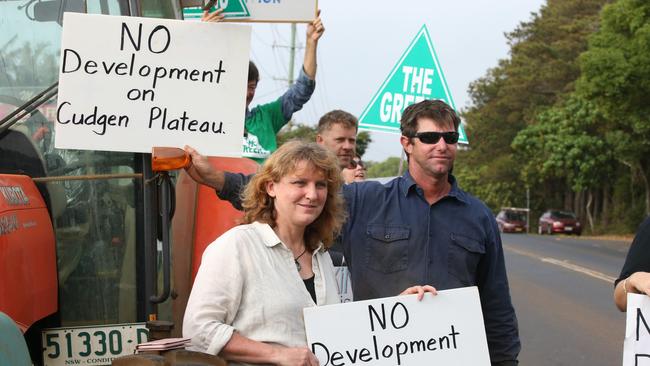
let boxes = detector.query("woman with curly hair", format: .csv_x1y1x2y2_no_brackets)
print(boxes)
183,141,344,366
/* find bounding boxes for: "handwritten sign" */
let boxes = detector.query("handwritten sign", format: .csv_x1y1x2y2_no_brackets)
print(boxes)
624,294,650,365
183,0,317,23
56,13,251,156
238,0,317,23
304,287,490,366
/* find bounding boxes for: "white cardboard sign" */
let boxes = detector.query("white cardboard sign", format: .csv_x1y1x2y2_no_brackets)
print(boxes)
55,13,251,156
304,286,490,366
234,0,317,23
183,0,317,23
624,294,650,365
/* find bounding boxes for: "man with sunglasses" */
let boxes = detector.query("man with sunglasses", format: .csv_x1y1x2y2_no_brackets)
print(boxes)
185,100,519,365
340,99,520,365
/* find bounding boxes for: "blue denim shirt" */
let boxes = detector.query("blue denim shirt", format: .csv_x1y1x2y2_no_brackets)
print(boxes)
217,171,520,365
340,172,520,365
245,68,315,121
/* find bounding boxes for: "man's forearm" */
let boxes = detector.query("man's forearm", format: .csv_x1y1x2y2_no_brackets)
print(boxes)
204,170,225,192
216,172,252,211
303,38,317,80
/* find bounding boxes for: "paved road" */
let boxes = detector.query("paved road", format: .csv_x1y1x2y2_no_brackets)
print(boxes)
502,233,630,365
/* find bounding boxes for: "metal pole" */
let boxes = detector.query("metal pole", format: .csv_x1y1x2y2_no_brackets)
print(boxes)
288,23,297,86
526,187,530,233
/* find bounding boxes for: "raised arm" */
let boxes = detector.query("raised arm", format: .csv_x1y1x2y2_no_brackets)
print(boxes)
303,11,324,80
273,12,324,127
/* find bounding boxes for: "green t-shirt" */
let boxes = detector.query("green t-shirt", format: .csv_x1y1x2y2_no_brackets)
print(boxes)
242,98,287,164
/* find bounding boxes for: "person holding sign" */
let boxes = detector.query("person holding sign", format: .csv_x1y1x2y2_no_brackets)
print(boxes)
185,100,520,365
202,10,325,163
614,216,650,311
183,141,433,365
338,100,520,365
183,141,344,365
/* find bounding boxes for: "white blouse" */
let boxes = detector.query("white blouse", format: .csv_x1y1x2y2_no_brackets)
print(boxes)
183,221,341,359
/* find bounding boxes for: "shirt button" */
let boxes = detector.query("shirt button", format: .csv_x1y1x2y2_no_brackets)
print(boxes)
384,234,391,240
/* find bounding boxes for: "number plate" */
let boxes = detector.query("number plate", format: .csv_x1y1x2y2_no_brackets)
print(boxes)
565,226,573,231
42,323,148,366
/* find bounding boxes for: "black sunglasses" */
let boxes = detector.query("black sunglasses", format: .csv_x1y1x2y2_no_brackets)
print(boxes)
348,159,365,169
410,131,459,144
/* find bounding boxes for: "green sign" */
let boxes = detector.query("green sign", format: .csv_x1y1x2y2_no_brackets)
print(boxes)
218,0,250,18
359,25,468,144
183,0,250,20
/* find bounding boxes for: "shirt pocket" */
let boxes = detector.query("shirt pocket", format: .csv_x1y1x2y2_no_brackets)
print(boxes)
365,225,410,274
447,232,485,286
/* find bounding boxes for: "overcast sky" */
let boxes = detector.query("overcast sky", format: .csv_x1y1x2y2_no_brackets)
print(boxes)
248,0,547,162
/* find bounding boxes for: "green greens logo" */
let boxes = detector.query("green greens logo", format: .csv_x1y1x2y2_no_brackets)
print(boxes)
359,25,467,144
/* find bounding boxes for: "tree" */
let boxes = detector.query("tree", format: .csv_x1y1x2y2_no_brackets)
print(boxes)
276,123,317,146
577,0,650,215
512,95,616,230
355,131,372,158
366,157,406,178
459,0,610,217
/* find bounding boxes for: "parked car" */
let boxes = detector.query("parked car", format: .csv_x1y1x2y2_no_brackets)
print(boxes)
496,208,528,233
538,210,582,235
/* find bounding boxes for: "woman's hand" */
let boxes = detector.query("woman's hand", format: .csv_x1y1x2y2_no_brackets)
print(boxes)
627,272,650,296
201,7,225,22
615,271,650,311
400,285,437,300
272,346,319,366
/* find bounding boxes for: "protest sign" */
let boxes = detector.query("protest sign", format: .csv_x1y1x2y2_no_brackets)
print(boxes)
358,25,468,144
55,13,251,156
624,293,650,365
183,0,317,23
304,286,489,366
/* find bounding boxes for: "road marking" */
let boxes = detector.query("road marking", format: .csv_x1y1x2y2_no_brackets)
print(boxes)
504,245,616,283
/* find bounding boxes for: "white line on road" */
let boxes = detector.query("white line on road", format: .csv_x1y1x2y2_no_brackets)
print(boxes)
504,245,616,283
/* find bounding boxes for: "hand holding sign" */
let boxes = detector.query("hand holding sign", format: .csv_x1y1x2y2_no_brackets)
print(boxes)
617,272,650,311
628,272,650,296
399,285,437,300
306,10,325,43
201,7,225,22
304,287,490,366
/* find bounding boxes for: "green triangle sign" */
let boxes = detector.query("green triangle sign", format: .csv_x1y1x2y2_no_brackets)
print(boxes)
183,0,250,20
218,0,250,18
359,25,468,144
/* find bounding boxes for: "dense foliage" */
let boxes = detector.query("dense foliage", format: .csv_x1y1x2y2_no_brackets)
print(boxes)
457,0,650,233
